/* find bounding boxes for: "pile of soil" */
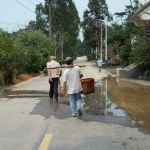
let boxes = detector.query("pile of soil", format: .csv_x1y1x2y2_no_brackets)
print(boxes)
13,72,42,85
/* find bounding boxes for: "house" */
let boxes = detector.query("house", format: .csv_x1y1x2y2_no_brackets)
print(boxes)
117,1,150,79
130,1,150,26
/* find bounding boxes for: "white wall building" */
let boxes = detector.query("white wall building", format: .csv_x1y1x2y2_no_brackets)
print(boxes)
130,1,150,26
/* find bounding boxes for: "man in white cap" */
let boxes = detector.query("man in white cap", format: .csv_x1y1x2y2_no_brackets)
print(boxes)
47,56,62,102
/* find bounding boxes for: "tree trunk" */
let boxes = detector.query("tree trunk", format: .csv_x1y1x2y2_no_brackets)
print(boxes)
61,27,64,60
98,31,100,57
48,3,51,41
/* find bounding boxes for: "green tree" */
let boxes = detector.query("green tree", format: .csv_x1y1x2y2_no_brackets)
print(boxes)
114,0,142,25
73,40,84,56
108,23,126,46
35,0,80,60
131,40,150,73
111,0,142,66
119,39,132,67
0,29,15,84
35,3,49,34
81,0,113,57
15,29,55,73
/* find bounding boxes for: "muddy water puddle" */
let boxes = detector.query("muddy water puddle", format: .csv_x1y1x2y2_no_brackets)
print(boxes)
81,78,126,116
107,77,150,133
79,77,150,133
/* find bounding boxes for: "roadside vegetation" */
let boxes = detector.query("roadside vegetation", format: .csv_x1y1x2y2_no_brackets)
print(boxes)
0,0,150,86
0,0,80,85
81,0,150,80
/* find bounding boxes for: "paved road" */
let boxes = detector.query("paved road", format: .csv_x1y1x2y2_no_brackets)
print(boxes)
0,56,150,150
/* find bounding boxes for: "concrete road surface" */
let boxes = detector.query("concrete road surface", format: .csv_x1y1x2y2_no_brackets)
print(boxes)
0,56,150,150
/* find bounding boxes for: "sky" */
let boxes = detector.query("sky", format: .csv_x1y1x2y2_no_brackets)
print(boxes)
0,0,147,40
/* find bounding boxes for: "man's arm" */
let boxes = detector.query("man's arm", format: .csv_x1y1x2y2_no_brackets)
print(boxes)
59,69,62,77
63,81,67,96
48,69,53,81
63,82,67,91
79,67,83,79
48,69,50,77
80,74,83,79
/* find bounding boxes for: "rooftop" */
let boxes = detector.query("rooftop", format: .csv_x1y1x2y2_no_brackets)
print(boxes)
130,1,150,26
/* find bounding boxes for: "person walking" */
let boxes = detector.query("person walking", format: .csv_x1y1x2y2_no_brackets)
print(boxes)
43,58,51,75
97,58,102,72
46,58,51,67
63,57,83,117
47,56,62,102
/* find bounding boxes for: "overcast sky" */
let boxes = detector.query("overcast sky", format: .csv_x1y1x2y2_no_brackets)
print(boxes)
0,0,147,40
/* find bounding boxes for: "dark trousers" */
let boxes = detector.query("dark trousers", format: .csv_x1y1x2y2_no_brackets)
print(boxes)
49,78,59,100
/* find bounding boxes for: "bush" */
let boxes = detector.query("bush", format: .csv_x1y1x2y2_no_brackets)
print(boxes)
86,53,96,61
123,61,129,68
0,69,15,85
0,71,4,85
119,39,131,67
143,70,150,80
148,74,150,81
132,41,150,74
0,29,15,85
57,59,66,65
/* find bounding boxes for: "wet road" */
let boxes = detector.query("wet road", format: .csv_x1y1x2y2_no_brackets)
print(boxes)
107,77,150,133
0,75,58,150
0,56,150,150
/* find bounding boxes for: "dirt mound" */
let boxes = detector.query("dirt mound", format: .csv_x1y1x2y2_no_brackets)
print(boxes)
13,72,42,85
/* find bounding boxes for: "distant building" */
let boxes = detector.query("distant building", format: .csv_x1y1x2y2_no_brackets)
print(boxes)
130,1,150,26
129,1,150,41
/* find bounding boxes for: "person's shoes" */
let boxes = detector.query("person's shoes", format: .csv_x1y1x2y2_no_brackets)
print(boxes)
50,98,53,100
54,99,58,102
78,109,83,116
72,114,76,117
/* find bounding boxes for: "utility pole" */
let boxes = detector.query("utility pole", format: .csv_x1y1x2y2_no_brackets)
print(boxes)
96,30,98,60
48,3,51,41
100,24,103,59
105,21,107,62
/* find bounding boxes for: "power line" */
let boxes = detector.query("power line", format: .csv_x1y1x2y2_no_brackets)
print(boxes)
28,0,36,6
0,21,26,26
15,0,35,13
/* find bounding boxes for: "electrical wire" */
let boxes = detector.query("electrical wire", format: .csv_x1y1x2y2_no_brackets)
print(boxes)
28,0,36,6
15,0,35,13
0,21,25,26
